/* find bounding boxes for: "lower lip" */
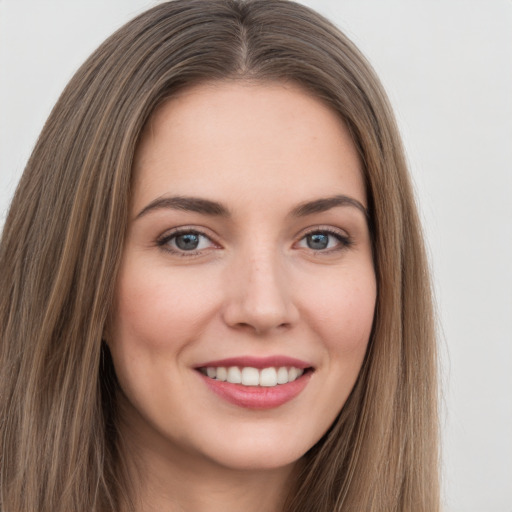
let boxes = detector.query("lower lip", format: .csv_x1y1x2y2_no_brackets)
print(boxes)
199,371,312,409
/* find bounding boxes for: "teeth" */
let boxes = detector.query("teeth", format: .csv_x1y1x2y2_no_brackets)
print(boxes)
227,366,242,384
201,366,305,387
288,367,300,381
276,367,289,384
241,367,260,386
260,367,277,387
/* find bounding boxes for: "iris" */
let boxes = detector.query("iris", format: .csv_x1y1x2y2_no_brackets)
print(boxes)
175,233,200,250
307,233,330,250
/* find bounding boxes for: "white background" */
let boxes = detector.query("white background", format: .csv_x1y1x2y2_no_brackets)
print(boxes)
1,1,511,511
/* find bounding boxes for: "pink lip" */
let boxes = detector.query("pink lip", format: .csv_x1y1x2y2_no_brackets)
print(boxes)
194,355,312,370
194,355,314,410
198,371,312,409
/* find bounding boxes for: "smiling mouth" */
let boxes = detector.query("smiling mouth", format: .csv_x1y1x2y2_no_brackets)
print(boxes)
198,366,312,387
196,358,314,409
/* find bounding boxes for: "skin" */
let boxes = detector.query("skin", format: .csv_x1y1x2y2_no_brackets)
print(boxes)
108,81,377,512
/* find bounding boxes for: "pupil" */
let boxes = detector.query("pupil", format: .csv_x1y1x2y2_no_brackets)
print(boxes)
176,233,199,250
308,233,329,250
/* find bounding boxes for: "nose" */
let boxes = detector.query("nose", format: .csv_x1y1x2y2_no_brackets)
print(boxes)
221,250,299,335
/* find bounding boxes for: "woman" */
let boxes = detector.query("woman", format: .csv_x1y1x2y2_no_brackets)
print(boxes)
0,1,439,511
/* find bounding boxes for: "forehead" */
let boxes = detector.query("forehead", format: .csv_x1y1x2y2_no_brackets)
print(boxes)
132,80,366,212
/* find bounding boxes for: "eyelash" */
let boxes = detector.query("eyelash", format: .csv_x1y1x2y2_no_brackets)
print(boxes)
156,228,218,256
298,227,353,254
156,226,353,256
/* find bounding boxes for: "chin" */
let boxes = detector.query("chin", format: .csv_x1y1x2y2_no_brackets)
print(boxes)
186,421,318,473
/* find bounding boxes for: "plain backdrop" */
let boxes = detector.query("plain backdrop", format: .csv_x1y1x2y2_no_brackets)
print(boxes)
1,1,511,511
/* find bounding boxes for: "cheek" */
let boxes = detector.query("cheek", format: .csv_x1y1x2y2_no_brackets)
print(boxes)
298,266,376,356
290,265,376,441
107,264,219,417
111,263,220,351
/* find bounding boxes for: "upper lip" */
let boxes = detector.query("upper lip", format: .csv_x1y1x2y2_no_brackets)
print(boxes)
194,355,313,370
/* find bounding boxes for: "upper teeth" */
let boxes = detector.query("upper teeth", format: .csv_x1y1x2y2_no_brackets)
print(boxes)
201,366,305,387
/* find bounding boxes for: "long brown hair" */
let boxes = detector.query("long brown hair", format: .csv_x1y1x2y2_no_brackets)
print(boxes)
0,1,439,510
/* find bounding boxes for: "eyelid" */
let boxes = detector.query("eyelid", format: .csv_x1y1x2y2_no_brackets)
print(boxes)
154,224,352,257
294,225,353,252
156,226,221,255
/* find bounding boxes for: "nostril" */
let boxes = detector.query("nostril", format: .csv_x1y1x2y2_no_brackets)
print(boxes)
231,320,293,336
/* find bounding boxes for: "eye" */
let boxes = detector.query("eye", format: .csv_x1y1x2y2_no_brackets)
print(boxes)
296,229,351,252
157,229,217,254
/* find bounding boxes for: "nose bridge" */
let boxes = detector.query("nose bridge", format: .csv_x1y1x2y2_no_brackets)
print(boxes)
223,242,297,334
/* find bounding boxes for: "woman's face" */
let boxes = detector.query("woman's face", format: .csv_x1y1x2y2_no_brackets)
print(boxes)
108,81,376,473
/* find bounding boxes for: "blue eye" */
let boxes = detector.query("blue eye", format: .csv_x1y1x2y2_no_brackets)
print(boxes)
174,233,201,250
306,233,330,250
297,230,350,251
158,230,215,253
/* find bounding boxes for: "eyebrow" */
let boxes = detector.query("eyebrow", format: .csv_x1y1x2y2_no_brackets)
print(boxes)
136,196,230,219
135,194,368,220
291,195,368,218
